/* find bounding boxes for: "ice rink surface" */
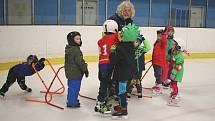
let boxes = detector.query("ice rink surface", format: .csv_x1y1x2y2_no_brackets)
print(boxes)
0,59,215,121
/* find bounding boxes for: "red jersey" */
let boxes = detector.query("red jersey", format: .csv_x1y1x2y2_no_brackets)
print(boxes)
98,33,119,64
152,34,167,67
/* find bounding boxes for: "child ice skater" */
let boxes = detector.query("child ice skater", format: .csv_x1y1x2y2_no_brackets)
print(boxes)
162,26,175,87
0,55,45,98
94,20,120,114
111,24,139,119
127,34,151,98
152,29,167,95
64,31,89,108
167,39,184,106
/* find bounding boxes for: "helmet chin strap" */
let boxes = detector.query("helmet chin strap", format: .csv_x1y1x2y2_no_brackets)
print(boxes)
115,29,118,33
105,24,108,33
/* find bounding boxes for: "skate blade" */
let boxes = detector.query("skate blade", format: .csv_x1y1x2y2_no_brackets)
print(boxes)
162,87,170,90
152,92,162,96
126,98,131,101
100,114,112,117
94,112,112,117
152,90,162,95
167,103,180,107
0,96,6,100
112,115,128,120
103,111,112,115
175,98,181,102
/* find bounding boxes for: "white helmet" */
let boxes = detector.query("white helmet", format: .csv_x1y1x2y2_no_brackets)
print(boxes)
103,20,118,33
174,38,186,51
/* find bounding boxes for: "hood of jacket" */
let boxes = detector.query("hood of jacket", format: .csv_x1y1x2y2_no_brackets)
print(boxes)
65,44,80,55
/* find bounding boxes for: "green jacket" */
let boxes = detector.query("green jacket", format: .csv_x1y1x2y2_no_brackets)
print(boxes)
135,39,151,59
171,51,184,83
134,40,151,73
142,39,151,53
64,45,88,80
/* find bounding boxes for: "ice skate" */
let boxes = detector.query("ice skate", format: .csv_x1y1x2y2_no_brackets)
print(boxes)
95,101,112,114
25,87,32,92
67,102,80,108
137,92,142,98
126,93,131,99
162,80,171,89
67,99,81,108
167,96,180,107
152,84,162,96
0,91,5,100
175,94,181,102
113,105,121,112
112,107,128,120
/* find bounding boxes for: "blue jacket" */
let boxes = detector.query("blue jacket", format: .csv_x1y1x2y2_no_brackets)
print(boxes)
109,13,133,31
11,62,45,77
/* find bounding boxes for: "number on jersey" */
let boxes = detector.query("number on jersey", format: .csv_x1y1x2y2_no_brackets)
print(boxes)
99,44,108,56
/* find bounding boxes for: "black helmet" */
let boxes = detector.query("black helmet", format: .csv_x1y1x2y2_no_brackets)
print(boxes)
67,31,82,46
157,29,164,34
137,34,145,44
27,55,38,64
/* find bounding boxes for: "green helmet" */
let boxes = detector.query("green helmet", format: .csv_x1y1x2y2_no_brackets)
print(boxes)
121,23,140,42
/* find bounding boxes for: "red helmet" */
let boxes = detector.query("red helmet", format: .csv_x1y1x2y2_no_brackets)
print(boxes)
164,26,174,32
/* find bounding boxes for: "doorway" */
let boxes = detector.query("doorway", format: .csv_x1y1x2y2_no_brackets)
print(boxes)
76,0,98,25
190,6,205,27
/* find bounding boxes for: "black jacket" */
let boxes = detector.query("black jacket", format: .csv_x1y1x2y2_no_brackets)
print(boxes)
109,13,133,31
112,42,135,82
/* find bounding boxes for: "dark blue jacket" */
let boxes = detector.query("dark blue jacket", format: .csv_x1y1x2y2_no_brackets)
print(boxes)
11,62,45,77
108,13,133,31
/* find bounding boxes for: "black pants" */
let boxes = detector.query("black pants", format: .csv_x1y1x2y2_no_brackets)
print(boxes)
109,75,118,97
153,64,163,85
0,68,28,94
97,69,113,102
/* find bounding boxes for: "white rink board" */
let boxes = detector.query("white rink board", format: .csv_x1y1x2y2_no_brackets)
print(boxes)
0,26,215,62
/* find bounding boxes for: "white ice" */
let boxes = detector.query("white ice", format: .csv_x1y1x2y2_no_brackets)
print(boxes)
0,59,215,121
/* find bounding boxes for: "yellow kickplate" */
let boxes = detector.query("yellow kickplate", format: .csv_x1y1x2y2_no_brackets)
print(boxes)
0,53,215,71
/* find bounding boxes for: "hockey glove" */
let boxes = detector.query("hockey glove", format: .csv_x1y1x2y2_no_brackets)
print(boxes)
39,58,45,63
84,70,89,78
